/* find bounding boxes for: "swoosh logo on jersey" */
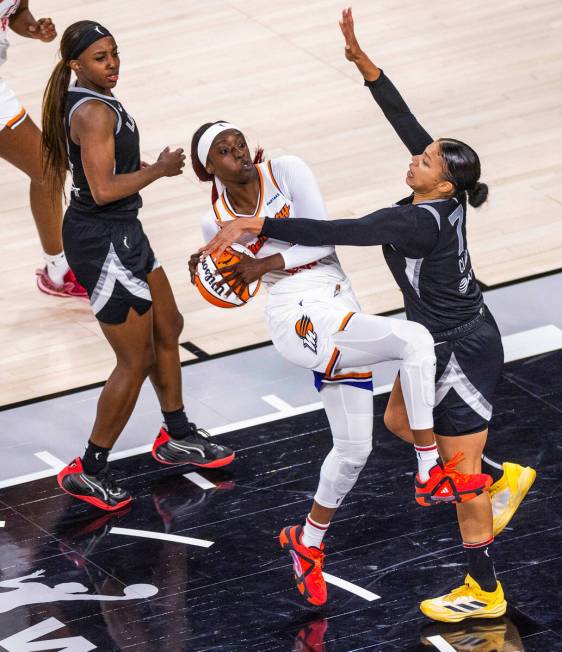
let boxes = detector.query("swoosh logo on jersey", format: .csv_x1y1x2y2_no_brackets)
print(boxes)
123,236,130,249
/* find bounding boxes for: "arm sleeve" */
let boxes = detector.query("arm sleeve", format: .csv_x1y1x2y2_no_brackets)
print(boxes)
270,156,336,269
201,209,220,241
261,203,440,258
365,70,433,156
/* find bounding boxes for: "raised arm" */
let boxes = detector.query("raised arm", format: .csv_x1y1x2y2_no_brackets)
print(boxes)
339,7,433,155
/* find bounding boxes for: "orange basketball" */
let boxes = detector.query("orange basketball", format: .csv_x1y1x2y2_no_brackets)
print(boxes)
195,243,261,309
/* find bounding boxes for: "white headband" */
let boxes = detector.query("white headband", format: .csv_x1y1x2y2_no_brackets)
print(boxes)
197,122,241,167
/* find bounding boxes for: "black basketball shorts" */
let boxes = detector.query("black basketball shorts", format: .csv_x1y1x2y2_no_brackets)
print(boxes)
63,211,160,324
432,306,504,436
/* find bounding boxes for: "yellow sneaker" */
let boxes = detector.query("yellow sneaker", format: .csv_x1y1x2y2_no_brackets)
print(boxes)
490,462,536,536
420,575,507,623
420,616,524,651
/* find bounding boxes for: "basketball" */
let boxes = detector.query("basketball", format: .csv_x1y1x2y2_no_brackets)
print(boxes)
195,243,261,308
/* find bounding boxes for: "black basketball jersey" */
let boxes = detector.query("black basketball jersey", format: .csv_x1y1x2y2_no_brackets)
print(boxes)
383,193,483,334
64,83,142,219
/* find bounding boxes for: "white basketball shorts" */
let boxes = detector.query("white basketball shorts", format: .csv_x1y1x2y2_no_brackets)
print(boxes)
0,77,26,130
265,280,373,391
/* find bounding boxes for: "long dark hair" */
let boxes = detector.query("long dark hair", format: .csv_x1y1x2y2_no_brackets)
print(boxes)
190,121,263,203
41,21,100,194
438,138,488,208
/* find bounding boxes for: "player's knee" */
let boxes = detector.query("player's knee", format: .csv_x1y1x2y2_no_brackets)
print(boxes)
172,311,184,340
402,323,435,363
335,452,369,493
119,344,155,377
383,405,409,438
155,311,183,348
333,439,372,469
138,346,156,376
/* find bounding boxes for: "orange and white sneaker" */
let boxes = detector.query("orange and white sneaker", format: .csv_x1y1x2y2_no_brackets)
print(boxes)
279,525,327,606
416,452,493,507
36,266,88,298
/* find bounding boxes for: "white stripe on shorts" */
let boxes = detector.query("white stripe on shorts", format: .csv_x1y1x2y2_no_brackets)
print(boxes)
90,243,151,315
435,352,492,421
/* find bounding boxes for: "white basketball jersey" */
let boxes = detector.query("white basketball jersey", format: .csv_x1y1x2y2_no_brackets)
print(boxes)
0,0,19,67
207,159,347,296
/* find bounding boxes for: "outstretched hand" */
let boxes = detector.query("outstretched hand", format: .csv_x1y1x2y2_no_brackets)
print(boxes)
199,217,263,259
339,7,363,62
338,7,381,82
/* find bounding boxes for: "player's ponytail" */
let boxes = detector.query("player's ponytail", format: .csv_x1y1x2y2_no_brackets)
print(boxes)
466,181,489,208
438,138,489,208
190,122,264,204
42,21,99,195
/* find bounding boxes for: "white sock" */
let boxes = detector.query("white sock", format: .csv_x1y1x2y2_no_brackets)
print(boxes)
44,251,69,286
301,514,330,549
414,443,439,482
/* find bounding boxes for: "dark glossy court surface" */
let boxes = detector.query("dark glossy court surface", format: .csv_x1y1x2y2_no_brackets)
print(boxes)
1,350,561,651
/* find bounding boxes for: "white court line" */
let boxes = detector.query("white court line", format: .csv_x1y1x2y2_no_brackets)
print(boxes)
184,472,215,490
109,527,214,548
0,468,64,490
1,324,561,490
323,572,380,602
502,324,562,362
261,394,294,412
424,635,457,652
34,451,66,471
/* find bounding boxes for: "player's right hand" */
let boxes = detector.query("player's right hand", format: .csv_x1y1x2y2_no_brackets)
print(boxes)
339,7,363,62
156,146,186,177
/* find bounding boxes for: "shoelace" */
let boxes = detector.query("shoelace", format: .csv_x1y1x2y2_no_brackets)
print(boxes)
309,547,325,570
187,422,211,442
445,580,473,602
440,451,470,481
96,468,123,495
310,551,326,591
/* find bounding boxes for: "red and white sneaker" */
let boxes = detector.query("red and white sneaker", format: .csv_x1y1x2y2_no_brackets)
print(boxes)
416,452,493,507
57,457,132,511
36,266,88,298
152,426,235,468
279,525,327,606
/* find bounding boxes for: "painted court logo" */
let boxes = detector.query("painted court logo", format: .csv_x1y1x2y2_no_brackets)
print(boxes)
0,569,158,614
295,315,318,354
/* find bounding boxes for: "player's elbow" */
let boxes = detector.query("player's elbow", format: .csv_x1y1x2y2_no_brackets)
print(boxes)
90,186,113,206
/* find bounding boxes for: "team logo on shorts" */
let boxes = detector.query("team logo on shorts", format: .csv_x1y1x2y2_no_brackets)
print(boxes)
295,315,318,354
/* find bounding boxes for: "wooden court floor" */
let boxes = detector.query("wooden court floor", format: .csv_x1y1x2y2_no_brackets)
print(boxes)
1,0,561,405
